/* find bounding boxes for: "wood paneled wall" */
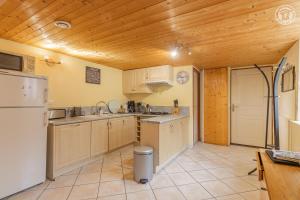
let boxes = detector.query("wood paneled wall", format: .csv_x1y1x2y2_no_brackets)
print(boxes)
204,67,228,145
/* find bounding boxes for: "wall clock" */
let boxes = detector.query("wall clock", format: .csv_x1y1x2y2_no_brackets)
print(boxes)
176,71,189,84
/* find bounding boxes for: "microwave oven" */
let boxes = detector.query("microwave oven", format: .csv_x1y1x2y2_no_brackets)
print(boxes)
0,51,35,73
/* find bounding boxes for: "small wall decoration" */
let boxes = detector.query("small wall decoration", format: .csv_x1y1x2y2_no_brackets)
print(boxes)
281,63,295,92
86,66,101,84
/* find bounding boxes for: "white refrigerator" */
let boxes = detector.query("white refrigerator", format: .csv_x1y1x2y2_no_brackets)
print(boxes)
0,70,48,199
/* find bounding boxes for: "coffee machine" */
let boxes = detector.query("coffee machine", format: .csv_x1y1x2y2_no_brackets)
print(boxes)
127,101,135,113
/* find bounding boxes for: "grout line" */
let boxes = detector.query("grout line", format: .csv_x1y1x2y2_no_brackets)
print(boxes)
96,156,104,198
119,150,127,200
65,166,83,200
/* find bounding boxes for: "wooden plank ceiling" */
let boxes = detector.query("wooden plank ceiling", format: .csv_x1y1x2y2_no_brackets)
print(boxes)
0,0,299,70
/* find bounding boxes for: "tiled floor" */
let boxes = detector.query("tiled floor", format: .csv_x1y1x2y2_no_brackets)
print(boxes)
5,143,269,200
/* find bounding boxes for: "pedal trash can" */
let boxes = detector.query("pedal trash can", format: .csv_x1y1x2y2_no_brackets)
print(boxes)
134,146,153,184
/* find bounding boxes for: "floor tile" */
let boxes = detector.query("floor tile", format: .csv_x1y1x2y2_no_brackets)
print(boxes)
28,180,50,191
126,190,155,200
124,179,150,193
149,174,174,189
47,175,77,189
39,187,72,200
201,180,235,197
153,187,185,200
68,183,99,200
240,190,269,200
62,168,81,176
189,170,217,182
164,162,185,174
98,181,125,197
208,168,236,179
6,189,43,200
178,183,212,200
216,194,244,200
101,169,123,182
168,172,196,185
98,194,126,200
75,172,101,185
80,162,102,174
179,161,204,171
241,175,266,189
222,177,257,193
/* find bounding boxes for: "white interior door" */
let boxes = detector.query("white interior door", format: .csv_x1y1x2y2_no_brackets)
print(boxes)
231,67,272,147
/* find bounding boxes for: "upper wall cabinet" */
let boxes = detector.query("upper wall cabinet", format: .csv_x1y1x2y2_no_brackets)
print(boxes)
145,65,173,85
123,68,152,94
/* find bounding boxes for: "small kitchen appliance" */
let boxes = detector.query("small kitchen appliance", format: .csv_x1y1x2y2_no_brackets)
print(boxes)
127,101,135,113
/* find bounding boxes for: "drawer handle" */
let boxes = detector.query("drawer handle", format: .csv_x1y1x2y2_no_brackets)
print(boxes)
72,124,80,127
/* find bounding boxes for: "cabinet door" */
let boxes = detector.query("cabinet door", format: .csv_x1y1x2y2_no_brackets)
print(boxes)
159,122,172,163
109,118,123,151
135,69,152,93
55,124,74,170
145,66,173,83
122,116,136,145
54,122,91,170
123,70,136,94
74,122,91,162
91,120,109,157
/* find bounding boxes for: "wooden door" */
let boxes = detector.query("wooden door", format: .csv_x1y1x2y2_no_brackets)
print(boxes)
231,67,272,147
91,120,109,157
109,118,123,151
204,67,228,145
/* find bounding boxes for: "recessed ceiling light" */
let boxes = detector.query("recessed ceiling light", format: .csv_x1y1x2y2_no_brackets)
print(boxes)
54,20,72,29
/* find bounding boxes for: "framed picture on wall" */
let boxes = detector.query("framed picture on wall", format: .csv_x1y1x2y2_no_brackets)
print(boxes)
281,63,295,92
86,66,101,84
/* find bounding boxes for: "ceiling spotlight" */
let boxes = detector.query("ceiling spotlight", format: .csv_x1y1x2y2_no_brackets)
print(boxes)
170,48,178,58
188,50,192,55
54,20,72,29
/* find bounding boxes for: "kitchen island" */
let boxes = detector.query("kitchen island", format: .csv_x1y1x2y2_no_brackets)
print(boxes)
140,114,189,172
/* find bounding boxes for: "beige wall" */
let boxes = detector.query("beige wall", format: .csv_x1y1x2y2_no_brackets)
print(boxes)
127,65,195,146
0,39,126,107
278,41,299,150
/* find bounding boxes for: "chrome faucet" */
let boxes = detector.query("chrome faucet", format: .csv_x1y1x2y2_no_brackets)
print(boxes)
95,101,110,114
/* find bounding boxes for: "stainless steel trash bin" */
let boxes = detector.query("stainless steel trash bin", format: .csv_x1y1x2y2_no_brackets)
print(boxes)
134,146,153,184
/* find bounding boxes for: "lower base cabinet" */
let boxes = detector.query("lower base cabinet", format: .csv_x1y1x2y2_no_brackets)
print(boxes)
109,116,136,151
140,117,189,172
47,116,136,179
91,120,109,157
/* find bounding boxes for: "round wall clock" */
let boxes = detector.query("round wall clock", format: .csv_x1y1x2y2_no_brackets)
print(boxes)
176,71,190,84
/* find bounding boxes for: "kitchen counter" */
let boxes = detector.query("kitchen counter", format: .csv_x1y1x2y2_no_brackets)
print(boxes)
140,114,188,124
49,113,187,126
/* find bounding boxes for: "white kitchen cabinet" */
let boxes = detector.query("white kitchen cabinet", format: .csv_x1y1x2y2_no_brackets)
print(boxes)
123,69,152,94
91,120,109,157
145,65,173,85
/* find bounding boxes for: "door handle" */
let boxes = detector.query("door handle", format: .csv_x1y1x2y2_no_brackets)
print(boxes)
231,104,238,112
